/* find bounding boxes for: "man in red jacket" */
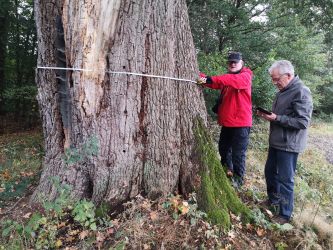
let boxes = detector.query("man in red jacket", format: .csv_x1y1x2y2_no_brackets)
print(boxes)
198,52,253,188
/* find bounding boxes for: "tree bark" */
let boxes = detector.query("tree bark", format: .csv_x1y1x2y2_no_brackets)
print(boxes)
32,0,207,207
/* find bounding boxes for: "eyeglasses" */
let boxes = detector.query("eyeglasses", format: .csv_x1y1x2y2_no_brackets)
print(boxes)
271,73,288,83
228,61,240,65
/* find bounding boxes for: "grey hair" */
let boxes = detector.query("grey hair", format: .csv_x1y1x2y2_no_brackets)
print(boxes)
268,60,295,76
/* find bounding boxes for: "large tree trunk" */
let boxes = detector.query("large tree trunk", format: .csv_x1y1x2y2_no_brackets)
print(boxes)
32,0,207,206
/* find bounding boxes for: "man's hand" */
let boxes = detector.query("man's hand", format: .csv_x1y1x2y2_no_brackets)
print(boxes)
196,77,207,85
257,110,277,121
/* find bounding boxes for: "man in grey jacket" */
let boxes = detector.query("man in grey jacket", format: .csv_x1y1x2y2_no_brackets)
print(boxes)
257,60,313,224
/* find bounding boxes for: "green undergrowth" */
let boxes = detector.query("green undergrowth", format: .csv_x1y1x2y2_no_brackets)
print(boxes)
194,118,252,228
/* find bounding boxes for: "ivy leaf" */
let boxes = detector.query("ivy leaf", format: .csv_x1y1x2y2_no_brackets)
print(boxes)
90,222,97,231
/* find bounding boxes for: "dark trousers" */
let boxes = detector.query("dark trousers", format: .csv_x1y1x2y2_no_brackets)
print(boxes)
265,147,298,220
218,127,250,182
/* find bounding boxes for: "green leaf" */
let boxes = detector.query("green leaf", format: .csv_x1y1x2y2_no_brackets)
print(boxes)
90,222,97,231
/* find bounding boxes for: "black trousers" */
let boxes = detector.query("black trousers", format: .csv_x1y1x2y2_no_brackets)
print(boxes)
218,126,251,181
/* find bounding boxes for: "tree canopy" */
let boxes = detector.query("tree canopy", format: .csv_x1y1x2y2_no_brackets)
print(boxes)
187,0,333,115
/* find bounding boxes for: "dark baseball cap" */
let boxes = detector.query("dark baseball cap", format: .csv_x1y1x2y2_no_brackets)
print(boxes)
228,52,242,62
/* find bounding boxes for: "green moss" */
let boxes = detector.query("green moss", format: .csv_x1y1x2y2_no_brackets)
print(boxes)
194,118,252,229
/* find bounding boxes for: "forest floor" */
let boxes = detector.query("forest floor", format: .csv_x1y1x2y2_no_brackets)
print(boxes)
0,121,332,249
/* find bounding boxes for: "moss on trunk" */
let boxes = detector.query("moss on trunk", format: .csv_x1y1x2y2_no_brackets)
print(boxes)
194,118,252,228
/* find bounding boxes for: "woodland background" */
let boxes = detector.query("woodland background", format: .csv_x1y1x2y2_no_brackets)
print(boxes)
0,0,333,133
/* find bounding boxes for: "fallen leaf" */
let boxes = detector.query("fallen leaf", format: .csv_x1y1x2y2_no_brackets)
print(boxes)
227,231,236,239
0,187,5,193
55,239,63,248
230,213,237,219
246,223,254,231
112,219,119,227
250,241,256,247
1,170,10,180
79,230,89,240
57,222,66,228
68,230,80,236
170,197,179,208
230,212,241,221
96,232,105,242
150,211,158,221
143,243,150,249
265,209,274,218
65,236,75,242
142,201,151,209
20,171,34,177
256,227,266,237
106,228,114,235
23,212,32,219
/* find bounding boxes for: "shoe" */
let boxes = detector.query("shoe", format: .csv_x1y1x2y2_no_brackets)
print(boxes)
259,200,279,215
272,216,289,225
231,176,243,189
227,170,233,177
259,199,272,208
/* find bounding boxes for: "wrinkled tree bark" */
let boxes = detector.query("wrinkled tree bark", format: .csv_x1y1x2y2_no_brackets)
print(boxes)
32,0,207,206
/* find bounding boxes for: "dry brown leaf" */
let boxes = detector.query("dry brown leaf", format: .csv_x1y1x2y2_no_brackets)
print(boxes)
57,222,66,228
0,187,5,193
79,230,89,240
96,232,105,242
265,208,274,218
230,212,237,219
20,171,34,177
150,211,158,221
246,223,254,231
68,230,80,236
23,212,32,219
142,201,151,209
1,170,11,180
180,201,189,215
106,228,114,235
170,197,179,208
227,230,236,239
55,239,63,248
143,243,150,249
112,219,119,227
230,212,241,221
256,227,266,237
65,236,75,242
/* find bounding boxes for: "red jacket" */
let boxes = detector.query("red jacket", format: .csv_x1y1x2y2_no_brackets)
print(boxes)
204,67,253,127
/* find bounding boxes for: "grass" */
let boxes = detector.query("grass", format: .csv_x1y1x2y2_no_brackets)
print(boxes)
0,130,44,208
309,119,333,135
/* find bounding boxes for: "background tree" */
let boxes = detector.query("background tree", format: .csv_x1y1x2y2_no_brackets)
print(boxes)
0,0,37,132
187,0,333,115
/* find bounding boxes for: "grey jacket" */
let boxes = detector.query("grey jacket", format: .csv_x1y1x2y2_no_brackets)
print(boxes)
269,76,313,153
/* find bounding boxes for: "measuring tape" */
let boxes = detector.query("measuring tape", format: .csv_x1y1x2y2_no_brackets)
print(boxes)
37,66,197,84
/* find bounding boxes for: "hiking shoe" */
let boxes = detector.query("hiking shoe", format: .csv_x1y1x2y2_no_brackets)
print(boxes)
231,176,243,189
271,216,289,225
259,200,279,215
227,170,233,177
